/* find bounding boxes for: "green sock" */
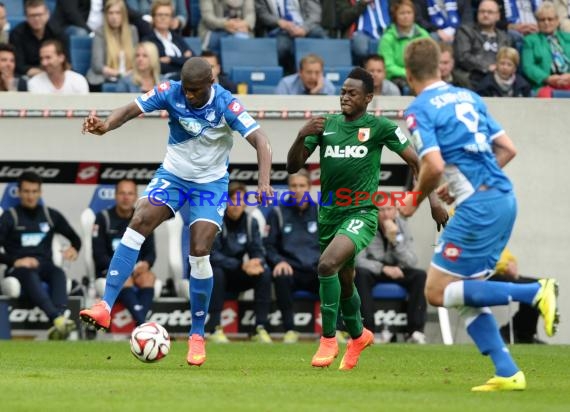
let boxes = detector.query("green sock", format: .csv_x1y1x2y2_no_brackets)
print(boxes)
319,274,340,338
340,287,364,338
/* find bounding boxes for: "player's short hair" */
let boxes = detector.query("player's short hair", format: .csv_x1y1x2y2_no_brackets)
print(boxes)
228,181,247,199
289,168,311,185
347,67,374,94
18,171,42,189
390,0,415,21
496,47,520,67
181,57,212,83
299,54,324,71
362,54,385,69
405,38,440,82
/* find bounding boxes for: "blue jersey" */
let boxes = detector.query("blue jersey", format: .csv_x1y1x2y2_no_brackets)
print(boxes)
405,81,512,205
135,81,260,183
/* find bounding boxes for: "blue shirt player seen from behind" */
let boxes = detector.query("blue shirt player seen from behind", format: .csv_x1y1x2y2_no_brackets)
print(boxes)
398,38,559,392
79,57,274,367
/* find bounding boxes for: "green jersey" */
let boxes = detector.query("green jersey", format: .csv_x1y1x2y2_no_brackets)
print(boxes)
304,113,410,224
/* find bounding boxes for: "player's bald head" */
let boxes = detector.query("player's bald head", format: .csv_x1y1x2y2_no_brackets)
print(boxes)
181,57,213,83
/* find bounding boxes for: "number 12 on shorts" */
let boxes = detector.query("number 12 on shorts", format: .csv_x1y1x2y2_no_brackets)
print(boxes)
346,219,363,234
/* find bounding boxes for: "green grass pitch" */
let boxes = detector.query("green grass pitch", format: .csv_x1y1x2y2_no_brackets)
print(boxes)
1,341,569,411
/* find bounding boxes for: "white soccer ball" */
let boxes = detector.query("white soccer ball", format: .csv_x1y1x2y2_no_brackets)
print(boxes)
130,322,170,363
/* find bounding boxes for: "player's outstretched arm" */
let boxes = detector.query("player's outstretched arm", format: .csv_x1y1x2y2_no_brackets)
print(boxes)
246,129,274,199
287,117,325,173
492,133,517,168
82,102,142,136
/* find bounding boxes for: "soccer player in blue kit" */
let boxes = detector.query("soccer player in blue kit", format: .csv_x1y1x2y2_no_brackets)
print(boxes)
80,57,273,367
398,38,559,391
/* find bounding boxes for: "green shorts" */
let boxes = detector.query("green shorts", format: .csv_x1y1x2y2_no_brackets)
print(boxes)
318,209,378,268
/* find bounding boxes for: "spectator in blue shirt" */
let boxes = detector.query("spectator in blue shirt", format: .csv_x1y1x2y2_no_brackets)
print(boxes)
275,53,336,95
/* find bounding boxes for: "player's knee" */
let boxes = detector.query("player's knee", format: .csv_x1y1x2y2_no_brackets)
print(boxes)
317,258,340,276
425,284,444,307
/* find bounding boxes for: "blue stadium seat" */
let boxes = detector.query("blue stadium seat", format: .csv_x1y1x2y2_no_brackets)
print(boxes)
79,185,116,279
69,35,93,76
187,0,201,36
7,16,25,31
101,82,118,93
371,283,407,300
292,290,319,300
294,38,353,86
45,0,56,13
250,84,277,95
220,38,283,90
183,36,202,56
3,0,24,17
368,39,379,55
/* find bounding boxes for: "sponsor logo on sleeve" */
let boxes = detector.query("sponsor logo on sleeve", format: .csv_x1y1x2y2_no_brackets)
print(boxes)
158,82,170,92
405,114,417,130
237,112,255,128
141,89,156,101
228,100,244,115
395,127,408,144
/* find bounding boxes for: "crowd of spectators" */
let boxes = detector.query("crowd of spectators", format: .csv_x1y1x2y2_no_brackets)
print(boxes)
0,0,568,96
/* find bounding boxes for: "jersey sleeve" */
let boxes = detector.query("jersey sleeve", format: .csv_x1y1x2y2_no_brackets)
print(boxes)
404,104,439,158
135,81,170,113
222,95,260,138
377,117,410,154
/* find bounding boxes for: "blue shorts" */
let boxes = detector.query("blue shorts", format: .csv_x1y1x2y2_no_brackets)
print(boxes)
142,166,229,229
432,189,517,278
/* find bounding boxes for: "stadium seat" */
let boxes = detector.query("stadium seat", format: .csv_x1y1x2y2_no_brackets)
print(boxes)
187,0,201,36
220,38,283,91
3,0,24,17
45,0,56,13
0,183,70,298
294,38,353,86
6,16,25,31
101,82,118,93
69,35,93,76
371,283,407,300
249,84,277,95
79,185,163,299
368,39,379,55
183,37,202,56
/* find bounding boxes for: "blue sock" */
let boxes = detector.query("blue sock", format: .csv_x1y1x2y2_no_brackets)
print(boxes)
189,275,213,336
102,228,145,309
118,287,145,325
188,255,214,337
464,280,540,307
466,309,519,377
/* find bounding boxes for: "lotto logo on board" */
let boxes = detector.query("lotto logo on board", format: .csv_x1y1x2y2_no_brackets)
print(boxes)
158,82,170,92
228,101,243,114
443,243,462,262
75,162,100,184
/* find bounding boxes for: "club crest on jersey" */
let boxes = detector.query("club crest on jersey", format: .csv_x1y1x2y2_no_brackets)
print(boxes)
228,100,244,115
442,242,462,262
357,128,370,142
158,82,170,92
39,222,50,233
406,114,417,130
179,117,205,136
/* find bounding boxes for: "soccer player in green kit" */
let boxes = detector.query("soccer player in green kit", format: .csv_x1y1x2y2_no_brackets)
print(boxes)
287,67,448,370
